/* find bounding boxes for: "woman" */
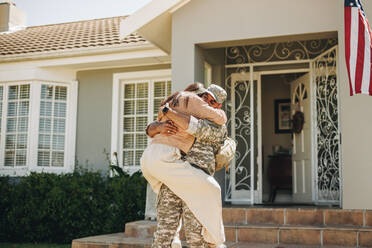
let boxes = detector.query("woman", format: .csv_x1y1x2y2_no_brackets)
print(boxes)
141,83,227,247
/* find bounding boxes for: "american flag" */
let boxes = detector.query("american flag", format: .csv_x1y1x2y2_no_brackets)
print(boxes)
345,0,372,96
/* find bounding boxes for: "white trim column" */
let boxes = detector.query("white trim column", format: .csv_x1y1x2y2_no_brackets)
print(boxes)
28,81,41,172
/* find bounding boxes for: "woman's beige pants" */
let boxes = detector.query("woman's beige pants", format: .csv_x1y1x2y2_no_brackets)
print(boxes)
140,143,225,246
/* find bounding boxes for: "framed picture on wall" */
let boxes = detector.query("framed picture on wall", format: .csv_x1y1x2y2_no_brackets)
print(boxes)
274,99,291,133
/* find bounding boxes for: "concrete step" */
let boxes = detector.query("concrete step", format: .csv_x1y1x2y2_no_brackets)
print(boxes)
72,207,372,248
71,232,368,248
124,220,156,239
230,244,357,248
124,207,372,240
71,233,152,248
124,220,372,247
71,232,234,248
225,224,372,246
222,207,372,228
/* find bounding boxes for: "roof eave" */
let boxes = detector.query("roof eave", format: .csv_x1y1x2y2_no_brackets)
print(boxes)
0,41,155,63
119,0,191,54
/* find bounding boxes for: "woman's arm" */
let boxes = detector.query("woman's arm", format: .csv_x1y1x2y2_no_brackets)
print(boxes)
146,120,178,138
179,93,227,125
162,105,191,130
162,103,226,138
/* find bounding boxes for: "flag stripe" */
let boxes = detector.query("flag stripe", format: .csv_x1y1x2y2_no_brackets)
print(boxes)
355,9,366,94
361,14,371,94
349,7,359,95
366,17,372,95
345,6,353,96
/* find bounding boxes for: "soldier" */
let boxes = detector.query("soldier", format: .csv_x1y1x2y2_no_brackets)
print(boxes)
145,84,227,248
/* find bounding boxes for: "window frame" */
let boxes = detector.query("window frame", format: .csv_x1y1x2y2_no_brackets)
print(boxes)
112,69,171,174
0,80,78,176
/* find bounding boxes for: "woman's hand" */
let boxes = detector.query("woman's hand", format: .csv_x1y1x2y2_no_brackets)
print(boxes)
147,120,177,138
158,102,170,120
159,120,178,136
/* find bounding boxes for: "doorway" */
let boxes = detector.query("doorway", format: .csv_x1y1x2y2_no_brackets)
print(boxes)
224,45,341,206
261,72,311,204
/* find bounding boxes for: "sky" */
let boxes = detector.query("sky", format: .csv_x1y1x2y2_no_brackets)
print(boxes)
12,0,152,27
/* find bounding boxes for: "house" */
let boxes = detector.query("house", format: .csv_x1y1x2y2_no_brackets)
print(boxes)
1,0,372,208
3,0,372,246
1,0,371,205
0,1,170,176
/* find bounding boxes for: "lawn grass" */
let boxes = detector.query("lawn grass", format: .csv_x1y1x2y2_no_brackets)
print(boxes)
0,243,71,248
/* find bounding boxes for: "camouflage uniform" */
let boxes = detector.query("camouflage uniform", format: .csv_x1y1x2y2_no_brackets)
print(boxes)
186,119,227,176
152,119,226,248
152,184,183,248
154,184,209,248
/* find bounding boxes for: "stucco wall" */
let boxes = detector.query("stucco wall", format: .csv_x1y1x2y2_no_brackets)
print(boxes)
76,64,170,172
172,0,341,89
194,46,225,85
172,0,372,209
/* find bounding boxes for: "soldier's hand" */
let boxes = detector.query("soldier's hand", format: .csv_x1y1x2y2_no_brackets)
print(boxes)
159,120,178,136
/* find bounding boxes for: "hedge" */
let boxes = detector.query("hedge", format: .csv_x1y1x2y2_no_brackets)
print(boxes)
0,168,146,244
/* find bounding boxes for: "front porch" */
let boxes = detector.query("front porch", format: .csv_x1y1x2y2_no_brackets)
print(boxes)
72,206,372,247
194,32,342,207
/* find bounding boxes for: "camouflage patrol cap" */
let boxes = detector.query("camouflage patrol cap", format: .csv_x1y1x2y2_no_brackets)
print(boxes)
205,84,227,104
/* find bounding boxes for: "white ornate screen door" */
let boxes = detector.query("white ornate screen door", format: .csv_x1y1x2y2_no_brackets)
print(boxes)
227,72,261,204
290,73,313,203
311,46,341,205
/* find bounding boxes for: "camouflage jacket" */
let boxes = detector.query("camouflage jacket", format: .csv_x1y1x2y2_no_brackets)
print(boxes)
185,117,227,176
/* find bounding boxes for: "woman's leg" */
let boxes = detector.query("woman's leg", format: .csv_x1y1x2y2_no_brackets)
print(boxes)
141,144,225,246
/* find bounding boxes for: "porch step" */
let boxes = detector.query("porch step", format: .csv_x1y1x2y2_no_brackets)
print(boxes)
123,221,372,247
225,224,372,246
71,233,234,248
71,225,372,247
229,244,358,248
126,208,372,234
72,207,372,247
124,220,156,239
222,207,372,228
71,233,152,248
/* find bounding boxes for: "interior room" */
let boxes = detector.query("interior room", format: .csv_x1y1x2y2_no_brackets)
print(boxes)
261,72,306,204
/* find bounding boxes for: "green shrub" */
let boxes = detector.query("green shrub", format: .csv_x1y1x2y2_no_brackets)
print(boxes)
0,170,146,244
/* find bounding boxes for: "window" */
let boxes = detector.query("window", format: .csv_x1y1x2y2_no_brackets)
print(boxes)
0,81,77,176
38,85,68,167
112,70,171,173
121,80,171,168
122,82,149,167
5,84,29,167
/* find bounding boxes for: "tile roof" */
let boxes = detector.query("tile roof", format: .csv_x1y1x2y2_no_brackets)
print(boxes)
0,16,148,57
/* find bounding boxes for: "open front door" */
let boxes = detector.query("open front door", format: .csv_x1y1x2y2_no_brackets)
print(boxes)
290,73,313,203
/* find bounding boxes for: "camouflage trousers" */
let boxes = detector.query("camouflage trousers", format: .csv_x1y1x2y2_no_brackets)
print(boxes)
152,184,215,248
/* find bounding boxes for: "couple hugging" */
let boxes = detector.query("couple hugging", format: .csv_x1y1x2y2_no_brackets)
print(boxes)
141,82,231,248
